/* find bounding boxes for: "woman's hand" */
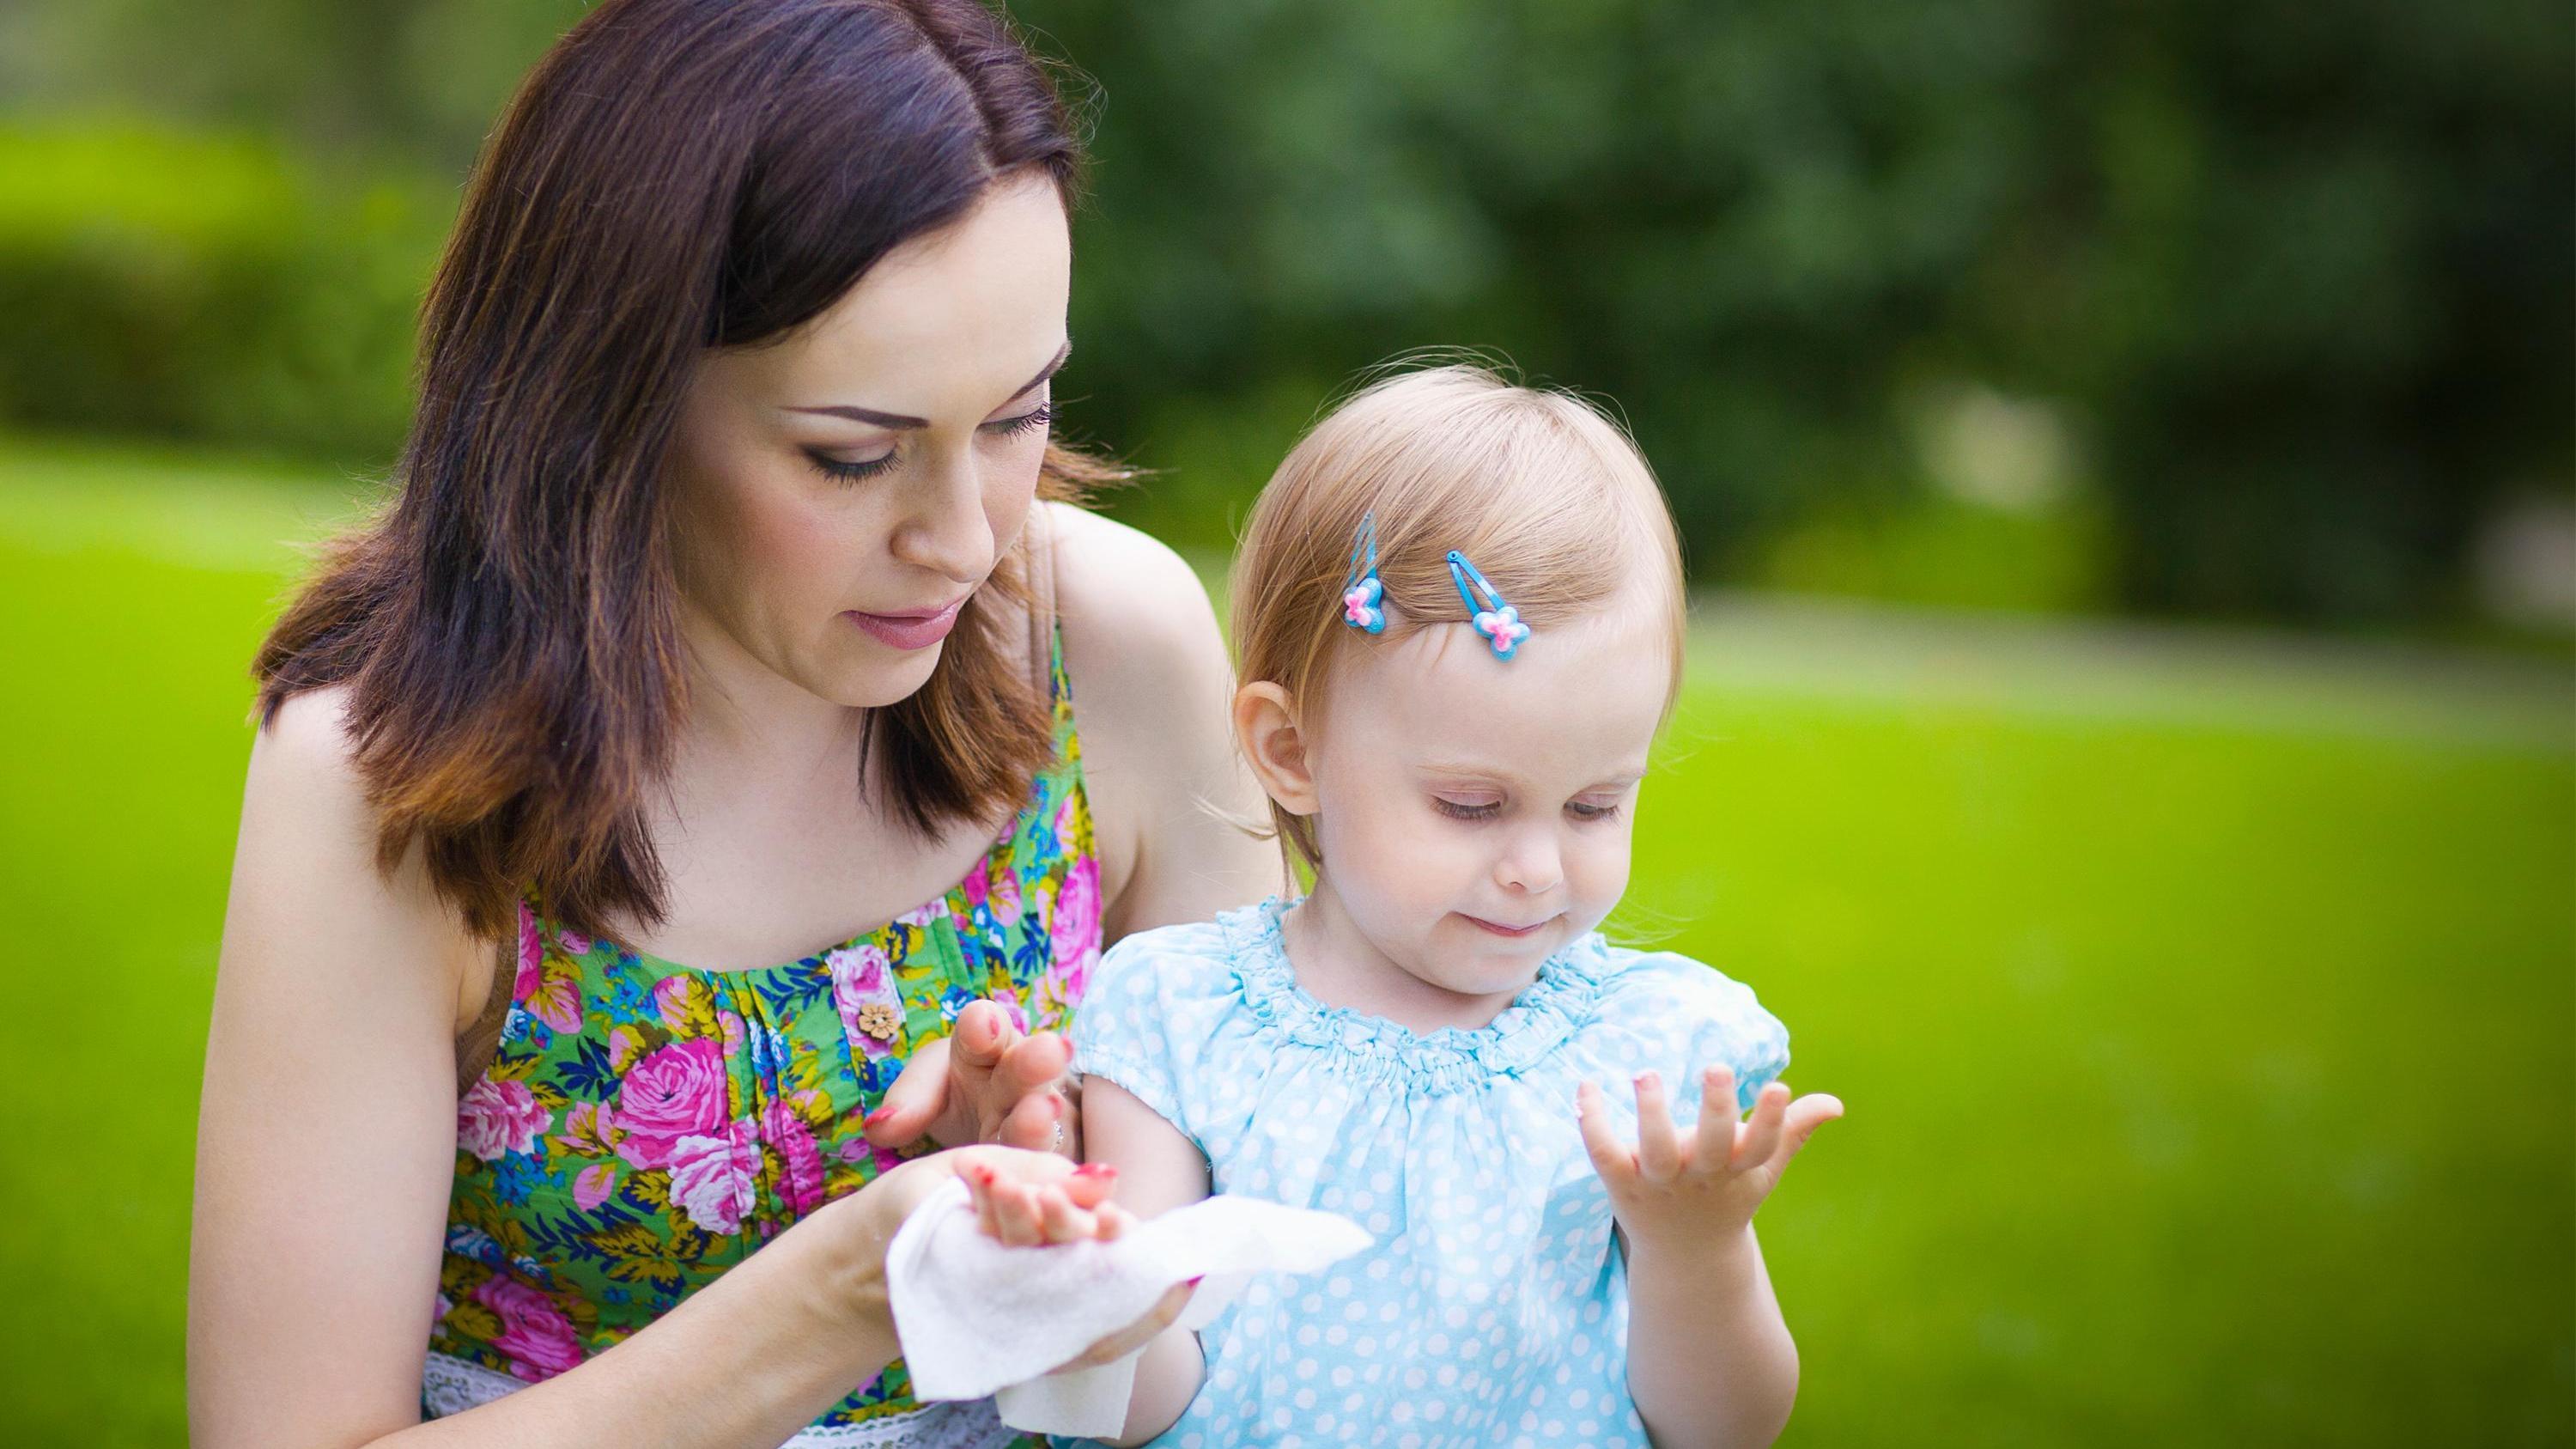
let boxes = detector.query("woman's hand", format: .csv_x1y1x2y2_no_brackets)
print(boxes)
954,1159,1198,1373
865,1000,1078,1158
1578,1067,1841,1252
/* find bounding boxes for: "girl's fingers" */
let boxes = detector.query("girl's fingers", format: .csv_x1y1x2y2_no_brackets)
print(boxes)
1575,1081,1634,1189
1038,1186,1092,1244
1735,1082,1790,1170
963,1164,1003,1238
1063,1162,1119,1211
1633,1072,1681,1183
1775,1093,1844,1166
1094,1201,1135,1242
1689,1065,1740,1179
993,1179,1046,1247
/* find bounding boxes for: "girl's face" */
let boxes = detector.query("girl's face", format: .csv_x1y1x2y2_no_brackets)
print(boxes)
1291,597,1674,1000
666,171,1072,710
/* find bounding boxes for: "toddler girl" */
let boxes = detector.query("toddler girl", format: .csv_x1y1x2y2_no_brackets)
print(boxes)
963,364,1840,1448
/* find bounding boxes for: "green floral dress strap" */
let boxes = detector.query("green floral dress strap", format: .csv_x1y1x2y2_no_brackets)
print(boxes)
426,631,1100,1446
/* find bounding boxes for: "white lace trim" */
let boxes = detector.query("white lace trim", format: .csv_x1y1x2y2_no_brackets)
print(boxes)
421,1351,1019,1447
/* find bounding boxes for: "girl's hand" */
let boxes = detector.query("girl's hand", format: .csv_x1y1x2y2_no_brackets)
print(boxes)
959,1158,1130,1247
1577,1067,1841,1252
955,1157,1200,1373
864,1000,1078,1159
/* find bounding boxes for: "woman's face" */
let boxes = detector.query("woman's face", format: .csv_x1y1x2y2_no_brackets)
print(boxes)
669,171,1072,710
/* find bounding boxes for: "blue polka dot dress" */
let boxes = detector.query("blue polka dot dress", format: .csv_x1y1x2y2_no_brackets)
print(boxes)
1072,895,1790,1448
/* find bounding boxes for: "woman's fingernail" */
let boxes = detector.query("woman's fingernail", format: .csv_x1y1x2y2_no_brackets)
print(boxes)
1184,1275,1204,1288
863,1105,895,1128
1072,1163,1116,1182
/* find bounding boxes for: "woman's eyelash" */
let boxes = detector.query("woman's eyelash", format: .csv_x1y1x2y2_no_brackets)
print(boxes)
988,401,1054,437
806,450,896,484
803,404,1053,484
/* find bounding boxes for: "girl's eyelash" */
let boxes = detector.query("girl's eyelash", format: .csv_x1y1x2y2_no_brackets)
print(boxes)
802,405,1051,484
1435,797,1624,822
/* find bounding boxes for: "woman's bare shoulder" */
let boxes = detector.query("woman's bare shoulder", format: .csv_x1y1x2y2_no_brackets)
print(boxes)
1046,502,1218,642
1043,502,1276,935
1046,502,1230,734
241,683,484,1024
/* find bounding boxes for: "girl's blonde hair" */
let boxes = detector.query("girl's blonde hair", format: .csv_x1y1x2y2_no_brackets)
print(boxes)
1230,362,1687,872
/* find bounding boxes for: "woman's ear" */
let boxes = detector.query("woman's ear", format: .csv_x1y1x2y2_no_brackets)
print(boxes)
1232,681,1318,817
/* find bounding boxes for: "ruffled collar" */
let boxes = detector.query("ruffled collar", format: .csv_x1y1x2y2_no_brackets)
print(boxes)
1217,894,1610,1095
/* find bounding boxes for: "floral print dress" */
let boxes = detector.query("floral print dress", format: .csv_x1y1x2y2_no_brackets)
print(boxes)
425,638,1102,1448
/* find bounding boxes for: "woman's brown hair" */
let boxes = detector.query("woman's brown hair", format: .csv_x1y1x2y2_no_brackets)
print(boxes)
255,0,1115,943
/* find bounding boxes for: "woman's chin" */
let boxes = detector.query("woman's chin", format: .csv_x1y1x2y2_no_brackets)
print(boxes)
813,643,946,710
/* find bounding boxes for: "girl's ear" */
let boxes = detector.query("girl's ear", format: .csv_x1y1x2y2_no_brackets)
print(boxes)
1232,681,1318,817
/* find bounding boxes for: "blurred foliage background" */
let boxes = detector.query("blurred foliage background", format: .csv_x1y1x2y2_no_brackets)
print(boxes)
1,0,2570,629
0,1,2568,1445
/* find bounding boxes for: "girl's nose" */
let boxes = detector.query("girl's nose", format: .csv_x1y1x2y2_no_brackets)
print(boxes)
1494,830,1564,897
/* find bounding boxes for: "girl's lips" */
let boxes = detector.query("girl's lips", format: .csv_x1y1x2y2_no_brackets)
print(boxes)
844,598,965,650
1462,913,1552,939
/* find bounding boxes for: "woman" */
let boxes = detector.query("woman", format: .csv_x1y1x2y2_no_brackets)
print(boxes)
187,2,1276,1444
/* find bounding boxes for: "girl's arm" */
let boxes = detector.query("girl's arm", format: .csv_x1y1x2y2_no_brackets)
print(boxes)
1580,1068,1842,1449
1081,1079,1216,1445
190,691,1152,1449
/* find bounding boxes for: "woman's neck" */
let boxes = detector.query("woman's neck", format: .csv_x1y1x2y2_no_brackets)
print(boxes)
673,602,869,783
1279,877,1531,1034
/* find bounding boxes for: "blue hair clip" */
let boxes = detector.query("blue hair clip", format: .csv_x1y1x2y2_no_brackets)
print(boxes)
1447,550,1529,658
1340,512,1388,634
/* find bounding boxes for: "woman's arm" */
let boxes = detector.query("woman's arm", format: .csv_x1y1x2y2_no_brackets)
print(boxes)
189,690,1126,1448
1050,503,1282,941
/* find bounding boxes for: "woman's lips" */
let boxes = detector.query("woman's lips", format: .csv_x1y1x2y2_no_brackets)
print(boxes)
843,598,965,650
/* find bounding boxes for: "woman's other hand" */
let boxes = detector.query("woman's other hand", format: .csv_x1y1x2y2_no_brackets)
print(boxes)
864,999,1078,1157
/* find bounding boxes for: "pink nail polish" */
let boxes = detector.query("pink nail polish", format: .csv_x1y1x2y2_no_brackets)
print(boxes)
1183,1275,1204,1288
1072,1163,1116,1182
863,1105,896,1128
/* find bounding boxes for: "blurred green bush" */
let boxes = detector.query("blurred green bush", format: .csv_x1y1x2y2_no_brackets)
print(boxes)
1,0,2568,628
0,124,440,466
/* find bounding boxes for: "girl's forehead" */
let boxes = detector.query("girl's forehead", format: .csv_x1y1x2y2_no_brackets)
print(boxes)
1327,610,1668,782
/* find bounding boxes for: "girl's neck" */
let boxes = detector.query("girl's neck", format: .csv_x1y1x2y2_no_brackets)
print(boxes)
1279,876,1533,1034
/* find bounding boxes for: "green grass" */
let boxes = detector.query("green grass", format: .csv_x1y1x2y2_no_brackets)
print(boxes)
3,438,2569,1446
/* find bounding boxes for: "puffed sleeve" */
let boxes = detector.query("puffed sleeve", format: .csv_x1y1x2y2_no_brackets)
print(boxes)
1070,922,1215,1136
1598,948,1791,1123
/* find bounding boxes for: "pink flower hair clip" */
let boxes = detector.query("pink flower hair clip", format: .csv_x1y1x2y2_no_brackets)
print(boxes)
1447,550,1528,659
1340,513,1388,634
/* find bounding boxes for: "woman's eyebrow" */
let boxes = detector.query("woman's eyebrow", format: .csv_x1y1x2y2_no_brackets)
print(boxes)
784,339,1072,430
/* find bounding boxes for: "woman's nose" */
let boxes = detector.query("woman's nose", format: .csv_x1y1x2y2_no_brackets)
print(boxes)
891,453,996,582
